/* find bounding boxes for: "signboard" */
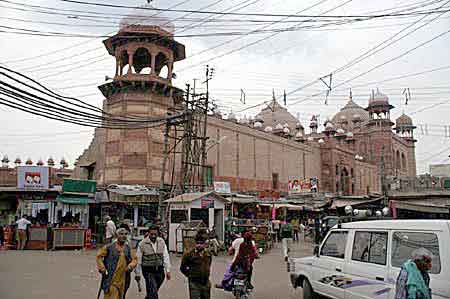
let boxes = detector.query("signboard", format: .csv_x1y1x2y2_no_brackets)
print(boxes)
201,197,214,209
17,166,49,189
62,179,96,194
214,182,231,194
288,177,318,193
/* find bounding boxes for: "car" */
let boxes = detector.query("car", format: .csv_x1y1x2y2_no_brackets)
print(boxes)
288,220,450,299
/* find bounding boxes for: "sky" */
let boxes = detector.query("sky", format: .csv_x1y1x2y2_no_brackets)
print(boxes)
0,0,450,173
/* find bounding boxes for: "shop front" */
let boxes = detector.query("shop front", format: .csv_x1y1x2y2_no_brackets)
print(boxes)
166,191,229,252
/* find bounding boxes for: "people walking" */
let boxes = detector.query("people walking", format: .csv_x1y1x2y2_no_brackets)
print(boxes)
105,216,116,244
96,228,137,299
272,219,280,242
291,218,300,242
180,230,212,299
394,248,433,299
280,221,294,262
135,225,171,299
15,215,31,250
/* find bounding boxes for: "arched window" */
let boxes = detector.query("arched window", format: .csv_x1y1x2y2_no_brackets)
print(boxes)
401,153,407,170
155,52,169,77
336,164,339,176
396,150,401,169
132,47,152,74
119,50,129,75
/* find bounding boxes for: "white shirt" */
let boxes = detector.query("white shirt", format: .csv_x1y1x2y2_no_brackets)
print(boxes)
135,237,171,275
105,220,116,239
16,218,31,230
231,237,256,263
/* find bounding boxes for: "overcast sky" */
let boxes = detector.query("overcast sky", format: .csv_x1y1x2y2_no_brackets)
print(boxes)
1,0,450,174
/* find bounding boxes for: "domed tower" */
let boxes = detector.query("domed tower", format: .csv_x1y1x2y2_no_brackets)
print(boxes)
309,115,318,134
97,1,186,186
366,88,394,126
395,113,416,141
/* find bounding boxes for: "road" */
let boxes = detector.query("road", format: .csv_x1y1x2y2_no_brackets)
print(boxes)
0,240,313,299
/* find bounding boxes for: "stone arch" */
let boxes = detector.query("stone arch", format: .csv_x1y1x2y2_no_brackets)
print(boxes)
155,52,170,78
132,47,152,74
118,50,129,75
401,153,407,170
396,150,401,169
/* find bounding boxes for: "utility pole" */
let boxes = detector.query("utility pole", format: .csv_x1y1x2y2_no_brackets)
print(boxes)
158,117,171,220
200,65,214,191
380,145,388,206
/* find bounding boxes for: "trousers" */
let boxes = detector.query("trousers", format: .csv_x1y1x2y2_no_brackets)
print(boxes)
189,280,211,299
282,238,293,258
142,267,165,299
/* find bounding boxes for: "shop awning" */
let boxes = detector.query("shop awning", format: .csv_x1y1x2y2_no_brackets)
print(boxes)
260,203,303,210
331,197,383,209
57,195,89,205
391,200,450,214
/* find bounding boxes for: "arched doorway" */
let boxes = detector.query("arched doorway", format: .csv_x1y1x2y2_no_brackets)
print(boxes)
340,167,350,195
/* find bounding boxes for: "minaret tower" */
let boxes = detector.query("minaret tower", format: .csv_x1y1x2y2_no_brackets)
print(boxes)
98,1,186,186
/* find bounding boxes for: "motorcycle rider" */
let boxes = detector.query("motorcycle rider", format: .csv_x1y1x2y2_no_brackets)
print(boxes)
230,232,258,290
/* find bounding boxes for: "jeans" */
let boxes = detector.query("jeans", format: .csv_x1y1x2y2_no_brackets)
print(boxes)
189,280,211,299
293,230,299,242
142,267,165,299
282,238,293,258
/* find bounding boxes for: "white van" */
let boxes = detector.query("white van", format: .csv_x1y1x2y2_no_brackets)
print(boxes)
288,220,450,299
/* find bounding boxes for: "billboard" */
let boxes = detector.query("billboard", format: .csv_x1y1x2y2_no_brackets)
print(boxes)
288,177,318,193
17,166,50,189
214,181,231,194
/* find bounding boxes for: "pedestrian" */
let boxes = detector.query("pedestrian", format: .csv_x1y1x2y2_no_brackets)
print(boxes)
105,216,116,244
208,226,221,256
291,218,300,242
180,230,212,299
280,221,294,262
0,224,4,248
272,219,280,242
15,215,31,250
96,228,137,299
135,225,171,299
394,248,433,299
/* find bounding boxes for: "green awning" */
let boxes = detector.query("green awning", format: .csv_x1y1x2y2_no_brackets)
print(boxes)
57,195,89,205
62,179,96,193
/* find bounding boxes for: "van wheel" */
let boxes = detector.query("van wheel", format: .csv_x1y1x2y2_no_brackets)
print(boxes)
303,279,318,299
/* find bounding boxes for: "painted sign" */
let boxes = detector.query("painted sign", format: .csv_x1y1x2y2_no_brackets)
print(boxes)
288,177,319,193
201,197,214,209
17,166,50,189
214,182,231,194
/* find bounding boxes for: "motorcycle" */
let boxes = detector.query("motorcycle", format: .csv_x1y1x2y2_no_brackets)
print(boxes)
232,269,251,299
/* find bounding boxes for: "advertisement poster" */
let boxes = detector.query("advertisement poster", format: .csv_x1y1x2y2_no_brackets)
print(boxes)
201,197,214,209
17,166,50,189
214,182,231,194
288,177,318,193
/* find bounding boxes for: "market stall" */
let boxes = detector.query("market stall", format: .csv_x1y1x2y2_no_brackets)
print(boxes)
174,220,206,254
227,218,273,253
166,191,229,252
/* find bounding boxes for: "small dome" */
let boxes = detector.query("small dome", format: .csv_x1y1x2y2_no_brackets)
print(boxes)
36,159,44,166
346,132,354,137
254,121,263,128
283,127,290,134
396,113,413,127
332,99,370,125
14,157,22,165
336,128,345,134
295,132,304,138
325,121,334,129
119,3,175,34
264,126,273,133
296,122,304,129
1,155,9,163
318,139,325,144
47,157,55,166
60,158,67,165
25,158,33,165
275,123,284,130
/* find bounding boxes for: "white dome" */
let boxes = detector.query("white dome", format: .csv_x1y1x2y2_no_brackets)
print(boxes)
283,127,290,134
295,132,304,138
264,126,273,132
318,139,325,143
119,3,175,34
346,132,354,137
275,123,284,130
254,121,263,128
336,128,345,134
283,123,290,128
325,121,334,129
307,137,314,141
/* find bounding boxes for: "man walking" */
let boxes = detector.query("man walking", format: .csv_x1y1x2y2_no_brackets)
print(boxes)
135,225,171,299
280,221,294,262
395,248,433,299
96,228,137,299
15,215,31,250
291,218,300,242
180,230,212,299
105,216,116,244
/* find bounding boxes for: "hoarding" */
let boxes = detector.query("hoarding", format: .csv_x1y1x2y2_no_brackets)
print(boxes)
214,181,231,194
17,166,50,189
288,177,318,193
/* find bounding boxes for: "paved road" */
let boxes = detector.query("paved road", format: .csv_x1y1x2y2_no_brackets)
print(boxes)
0,240,313,299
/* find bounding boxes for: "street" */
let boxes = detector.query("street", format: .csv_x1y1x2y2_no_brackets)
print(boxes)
0,240,312,299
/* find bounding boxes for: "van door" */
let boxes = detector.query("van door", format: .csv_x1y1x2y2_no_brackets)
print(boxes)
345,230,391,299
311,230,349,299
389,230,449,299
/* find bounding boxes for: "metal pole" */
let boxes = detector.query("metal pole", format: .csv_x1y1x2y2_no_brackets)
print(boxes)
158,120,171,220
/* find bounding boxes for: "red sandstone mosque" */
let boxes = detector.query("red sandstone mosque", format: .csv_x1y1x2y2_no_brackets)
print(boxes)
73,3,417,197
